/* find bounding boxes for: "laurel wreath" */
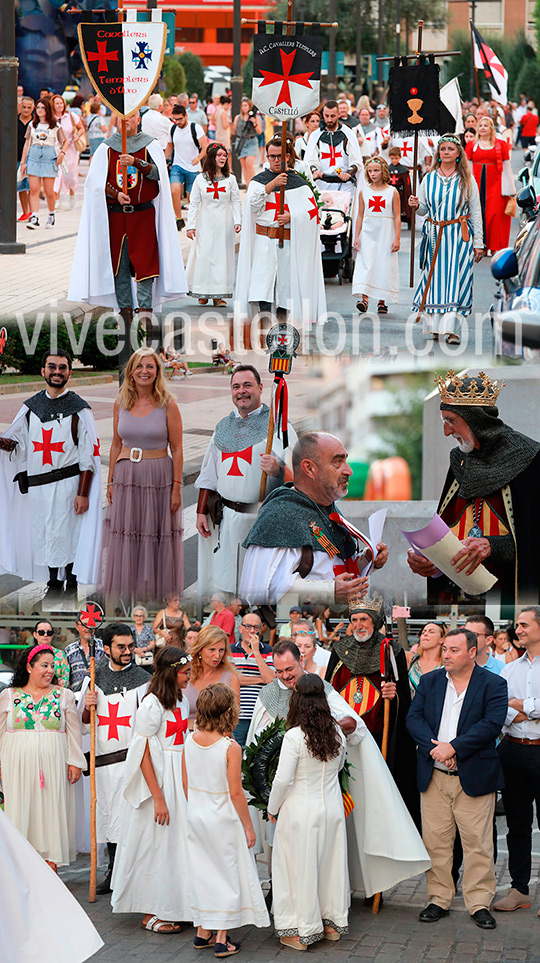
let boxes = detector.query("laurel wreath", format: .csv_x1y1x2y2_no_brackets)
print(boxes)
242,717,354,820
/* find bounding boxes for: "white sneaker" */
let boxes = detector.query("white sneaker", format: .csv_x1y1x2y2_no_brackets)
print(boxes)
69,194,76,209
186,369,193,376
26,214,40,230
45,213,55,230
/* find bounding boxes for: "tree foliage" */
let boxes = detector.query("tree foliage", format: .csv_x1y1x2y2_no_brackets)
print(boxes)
367,378,435,500
444,29,535,101
178,51,206,99
161,56,187,98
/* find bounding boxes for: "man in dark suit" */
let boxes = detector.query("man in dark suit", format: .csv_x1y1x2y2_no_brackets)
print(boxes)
407,628,508,930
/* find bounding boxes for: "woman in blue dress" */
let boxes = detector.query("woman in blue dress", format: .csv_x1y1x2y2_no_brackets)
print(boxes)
409,133,485,346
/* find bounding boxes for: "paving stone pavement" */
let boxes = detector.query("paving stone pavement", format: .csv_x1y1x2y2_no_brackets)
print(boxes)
60,827,540,963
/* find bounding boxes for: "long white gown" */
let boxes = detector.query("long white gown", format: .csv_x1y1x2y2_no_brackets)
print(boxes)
183,733,270,930
0,808,103,963
185,173,242,299
352,183,400,303
268,726,349,945
111,692,191,920
0,686,87,866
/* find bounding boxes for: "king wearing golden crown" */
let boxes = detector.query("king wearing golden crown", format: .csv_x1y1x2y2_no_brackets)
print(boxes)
408,371,540,609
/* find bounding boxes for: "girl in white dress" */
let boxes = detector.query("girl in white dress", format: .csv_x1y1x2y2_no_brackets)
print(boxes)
186,144,242,307
111,647,192,933
352,156,401,315
268,673,349,951
182,683,269,957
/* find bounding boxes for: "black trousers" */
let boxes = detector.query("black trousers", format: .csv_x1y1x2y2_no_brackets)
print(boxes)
498,739,540,895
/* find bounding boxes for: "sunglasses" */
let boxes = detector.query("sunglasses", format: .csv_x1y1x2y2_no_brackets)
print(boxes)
36,628,54,636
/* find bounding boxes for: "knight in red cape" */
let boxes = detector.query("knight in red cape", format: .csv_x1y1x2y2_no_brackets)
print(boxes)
326,596,420,826
234,136,326,325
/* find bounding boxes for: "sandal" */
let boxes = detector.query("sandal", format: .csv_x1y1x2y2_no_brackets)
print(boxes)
279,936,307,952
323,927,341,941
356,296,369,313
198,298,209,305
213,298,227,307
141,916,181,934
214,940,241,958
194,934,217,949
446,333,461,345
377,300,388,314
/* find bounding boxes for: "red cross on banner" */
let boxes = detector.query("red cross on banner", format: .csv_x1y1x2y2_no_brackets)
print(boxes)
368,195,386,212
308,197,319,222
265,194,290,223
165,708,189,745
258,48,315,108
207,182,226,200
400,141,412,157
97,702,132,741
222,446,253,477
32,427,65,467
87,40,119,73
79,602,103,629
321,145,343,167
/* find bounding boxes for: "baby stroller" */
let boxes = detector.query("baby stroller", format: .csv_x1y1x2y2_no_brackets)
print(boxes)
319,190,353,284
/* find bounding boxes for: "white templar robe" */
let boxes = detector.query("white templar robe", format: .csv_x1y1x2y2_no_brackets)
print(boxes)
185,172,242,299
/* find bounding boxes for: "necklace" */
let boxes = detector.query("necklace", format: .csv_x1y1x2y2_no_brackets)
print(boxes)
468,498,484,537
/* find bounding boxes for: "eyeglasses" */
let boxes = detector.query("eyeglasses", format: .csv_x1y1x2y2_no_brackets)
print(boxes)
294,630,315,637
241,623,261,633
36,629,54,636
115,643,136,652
46,363,69,372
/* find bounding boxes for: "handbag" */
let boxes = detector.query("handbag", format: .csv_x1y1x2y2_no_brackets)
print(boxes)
505,196,517,217
70,113,87,152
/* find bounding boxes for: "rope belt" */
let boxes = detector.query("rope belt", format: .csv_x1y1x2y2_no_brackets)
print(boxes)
426,214,470,242
117,446,168,463
415,215,471,323
255,224,291,240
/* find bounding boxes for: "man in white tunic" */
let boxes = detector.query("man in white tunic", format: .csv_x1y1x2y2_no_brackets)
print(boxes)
246,639,431,899
235,137,326,325
0,349,101,600
81,622,149,894
305,101,364,194
240,431,388,606
195,365,297,595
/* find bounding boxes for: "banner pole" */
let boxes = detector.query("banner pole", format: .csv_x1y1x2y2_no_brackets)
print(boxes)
118,0,128,195
278,0,294,250
408,20,423,289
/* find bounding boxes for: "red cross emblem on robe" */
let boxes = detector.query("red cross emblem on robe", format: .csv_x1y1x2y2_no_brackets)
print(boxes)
97,702,132,741
368,195,386,213
207,182,226,200
32,427,65,467
93,439,100,457
390,174,399,185
321,144,343,167
222,446,253,477
308,197,319,222
265,194,290,223
400,141,412,157
165,708,188,745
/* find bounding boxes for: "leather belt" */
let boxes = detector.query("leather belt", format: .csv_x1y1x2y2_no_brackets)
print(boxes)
426,214,470,242
26,463,80,487
435,767,459,776
84,748,128,772
107,201,154,214
255,223,291,240
221,497,259,514
504,734,540,746
117,446,168,463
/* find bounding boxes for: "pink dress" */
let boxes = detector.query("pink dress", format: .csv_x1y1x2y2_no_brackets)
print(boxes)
102,405,183,602
54,111,80,194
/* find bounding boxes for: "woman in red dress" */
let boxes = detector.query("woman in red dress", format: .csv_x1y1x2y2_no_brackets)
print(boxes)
465,116,515,254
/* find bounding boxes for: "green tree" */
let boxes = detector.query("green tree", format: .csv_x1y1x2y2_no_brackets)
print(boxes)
445,29,535,102
161,56,187,98
178,51,206,99
514,59,540,105
367,377,436,500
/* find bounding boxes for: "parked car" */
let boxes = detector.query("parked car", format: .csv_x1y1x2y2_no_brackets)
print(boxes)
491,184,540,351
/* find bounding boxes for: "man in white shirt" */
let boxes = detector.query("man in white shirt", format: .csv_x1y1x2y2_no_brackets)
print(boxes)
493,607,540,914
141,93,173,150
165,104,207,220
407,629,508,929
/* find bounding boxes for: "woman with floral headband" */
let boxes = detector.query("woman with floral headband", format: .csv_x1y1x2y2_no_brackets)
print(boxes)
111,647,192,934
0,644,85,872
186,143,242,307
409,133,485,346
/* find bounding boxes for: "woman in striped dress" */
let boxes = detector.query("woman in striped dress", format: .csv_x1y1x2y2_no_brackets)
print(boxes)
409,134,484,346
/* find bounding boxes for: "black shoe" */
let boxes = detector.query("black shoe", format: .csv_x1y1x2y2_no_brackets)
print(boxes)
471,909,496,929
363,894,384,909
176,218,185,231
419,903,450,922
96,842,116,895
